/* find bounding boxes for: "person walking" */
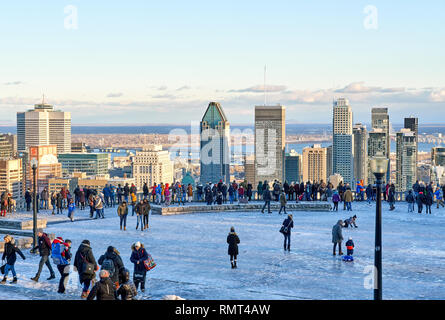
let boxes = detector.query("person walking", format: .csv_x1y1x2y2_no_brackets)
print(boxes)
117,201,128,231
117,268,138,300
74,239,98,299
135,200,144,231
332,191,341,212
332,220,344,256
87,270,117,300
278,191,287,214
281,214,294,251
388,184,396,211
130,241,149,292
1,235,26,284
261,184,272,214
68,198,75,222
227,227,240,269
143,199,150,230
31,229,56,282
98,246,125,288
52,237,72,294
435,186,445,209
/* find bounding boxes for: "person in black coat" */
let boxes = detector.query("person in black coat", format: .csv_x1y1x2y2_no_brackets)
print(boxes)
25,189,32,211
425,192,433,214
281,214,294,251
1,235,26,284
227,227,240,269
31,229,55,282
261,184,272,213
417,192,425,213
74,240,98,298
98,246,125,287
130,242,149,292
117,268,138,300
87,270,117,300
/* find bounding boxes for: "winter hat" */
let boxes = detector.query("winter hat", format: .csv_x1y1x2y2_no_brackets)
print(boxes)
230,226,235,232
37,228,44,234
349,237,353,240
82,239,90,245
135,241,141,248
100,270,110,278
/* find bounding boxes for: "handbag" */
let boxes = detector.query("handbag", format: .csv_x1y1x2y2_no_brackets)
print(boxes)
0,263,6,275
143,253,156,271
80,254,95,276
279,220,292,234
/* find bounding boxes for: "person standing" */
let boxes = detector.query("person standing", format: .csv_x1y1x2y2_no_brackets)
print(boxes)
98,246,125,289
280,214,294,251
261,183,272,214
94,194,104,219
25,188,32,211
227,227,240,269
388,184,396,211
406,190,415,212
417,191,425,213
1,235,26,284
74,239,98,299
50,192,57,215
332,220,344,256
68,198,75,222
40,188,49,210
135,200,144,231
425,191,433,214
31,229,56,282
332,191,340,212
87,270,117,300
143,199,150,230
52,238,72,294
435,186,445,209
130,241,149,292
343,188,353,211
118,201,128,231
56,193,63,215
278,191,287,214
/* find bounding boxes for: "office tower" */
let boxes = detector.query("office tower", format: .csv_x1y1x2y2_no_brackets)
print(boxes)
0,134,16,158
371,107,390,180
244,155,256,186
326,145,333,177
396,129,416,192
368,129,388,184
302,144,327,183
353,123,368,184
17,101,71,154
285,150,302,183
0,158,23,201
58,153,110,176
71,142,89,153
199,102,230,184
404,116,419,165
133,145,173,190
332,98,353,186
254,105,285,184
28,145,63,192
431,147,445,166
0,135,13,159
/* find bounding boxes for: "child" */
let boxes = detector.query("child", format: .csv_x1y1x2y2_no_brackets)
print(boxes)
343,215,358,228
345,237,354,257
68,199,75,222
332,191,340,212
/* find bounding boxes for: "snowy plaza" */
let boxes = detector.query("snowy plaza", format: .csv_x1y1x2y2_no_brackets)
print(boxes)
1,201,444,300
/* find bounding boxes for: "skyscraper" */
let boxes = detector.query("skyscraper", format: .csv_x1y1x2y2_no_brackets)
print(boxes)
371,108,390,180
0,135,13,159
404,116,418,167
332,98,353,186
396,129,416,192
302,144,327,183
17,101,71,154
353,123,368,184
285,150,302,184
200,102,230,184
254,105,285,184
368,129,388,185
431,147,445,167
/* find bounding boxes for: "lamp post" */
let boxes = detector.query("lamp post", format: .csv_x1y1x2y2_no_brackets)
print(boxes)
30,159,38,251
370,152,388,300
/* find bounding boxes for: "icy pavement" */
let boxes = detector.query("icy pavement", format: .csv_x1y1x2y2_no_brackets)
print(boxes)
1,201,444,300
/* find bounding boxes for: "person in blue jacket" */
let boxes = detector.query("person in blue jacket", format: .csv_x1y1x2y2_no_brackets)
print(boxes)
68,198,76,222
130,241,149,292
406,190,415,212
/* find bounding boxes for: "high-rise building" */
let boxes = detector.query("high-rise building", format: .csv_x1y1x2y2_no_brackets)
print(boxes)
431,147,445,167
285,150,302,183
28,145,62,192
199,102,230,184
58,153,110,176
71,142,89,153
368,129,388,184
0,135,13,159
132,145,173,190
302,144,327,183
396,129,417,192
17,101,71,154
371,108,390,180
254,105,285,184
326,145,333,178
404,116,418,171
332,98,353,186
353,123,368,184
0,158,23,201
244,155,256,186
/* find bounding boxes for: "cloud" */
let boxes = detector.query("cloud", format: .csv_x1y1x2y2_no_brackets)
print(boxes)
229,85,287,93
176,85,191,91
3,81,24,86
335,82,405,94
106,92,123,98
158,85,168,91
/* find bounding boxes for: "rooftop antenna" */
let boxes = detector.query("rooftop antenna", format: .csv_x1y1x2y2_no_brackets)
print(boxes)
264,65,267,106
42,93,45,105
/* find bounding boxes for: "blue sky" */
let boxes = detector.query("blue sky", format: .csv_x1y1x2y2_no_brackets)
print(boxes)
0,1,444,125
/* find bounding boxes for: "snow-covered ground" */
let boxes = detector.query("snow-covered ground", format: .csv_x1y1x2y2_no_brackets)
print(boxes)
1,201,444,300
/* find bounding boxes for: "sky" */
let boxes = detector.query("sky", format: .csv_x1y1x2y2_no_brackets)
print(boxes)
0,1,444,125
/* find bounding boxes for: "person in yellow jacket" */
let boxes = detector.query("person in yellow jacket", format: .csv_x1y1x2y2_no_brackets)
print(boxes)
130,192,137,216
161,183,165,203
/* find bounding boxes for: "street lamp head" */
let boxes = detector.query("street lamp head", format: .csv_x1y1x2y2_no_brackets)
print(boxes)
370,152,388,177
30,158,38,169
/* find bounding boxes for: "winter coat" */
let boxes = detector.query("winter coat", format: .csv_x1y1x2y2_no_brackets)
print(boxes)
117,204,128,216
117,280,138,300
343,190,354,203
98,248,125,284
2,241,25,265
262,189,271,201
332,221,343,243
280,193,287,206
187,185,193,197
130,245,149,274
406,193,414,203
33,233,52,257
425,192,433,206
417,193,426,205
332,193,341,203
74,243,98,282
282,218,294,235
87,277,117,300
142,202,151,215
227,232,240,256
346,239,354,250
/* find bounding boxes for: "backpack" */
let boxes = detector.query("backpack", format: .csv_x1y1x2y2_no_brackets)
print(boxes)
101,257,116,278
51,239,68,265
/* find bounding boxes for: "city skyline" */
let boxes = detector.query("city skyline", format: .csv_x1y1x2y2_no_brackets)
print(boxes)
1,1,445,125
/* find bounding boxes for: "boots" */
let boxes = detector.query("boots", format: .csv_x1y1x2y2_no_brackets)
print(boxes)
234,260,237,268
10,277,17,284
124,226,126,231
47,274,56,280
1,277,6,284
31,276,39,282
231,261,235,269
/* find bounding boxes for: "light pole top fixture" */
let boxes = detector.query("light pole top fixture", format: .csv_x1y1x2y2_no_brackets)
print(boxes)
370,151,388,176
30,158,38,169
